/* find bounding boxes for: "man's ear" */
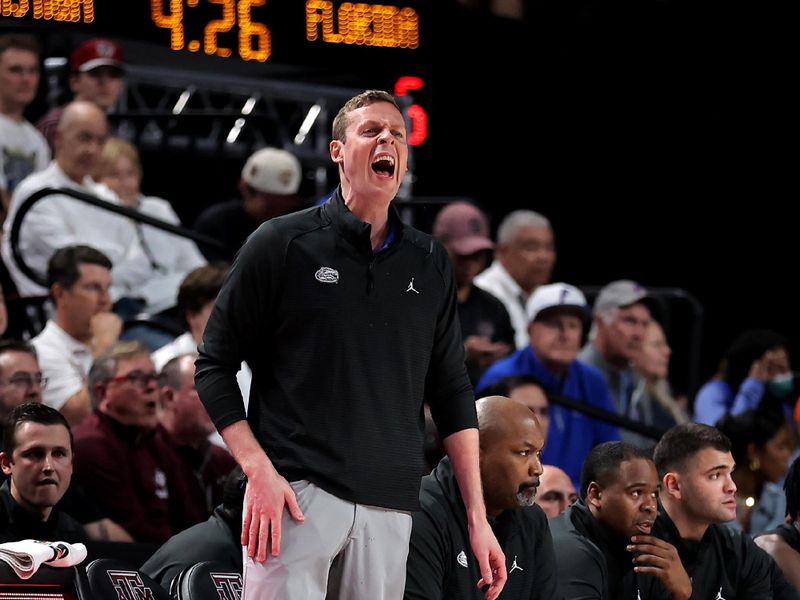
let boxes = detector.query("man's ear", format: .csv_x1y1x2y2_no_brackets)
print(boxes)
0,451,13,476
586,482,602,508
329,140,344,164
51,282,65,303
663,472,681,499
160,386,174,408
93,381,107,407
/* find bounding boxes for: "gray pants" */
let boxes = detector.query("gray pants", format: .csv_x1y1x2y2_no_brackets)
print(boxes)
242,480,412,599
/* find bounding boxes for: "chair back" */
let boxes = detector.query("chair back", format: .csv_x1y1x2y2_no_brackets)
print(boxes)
85,557,171,600
172,561,242,600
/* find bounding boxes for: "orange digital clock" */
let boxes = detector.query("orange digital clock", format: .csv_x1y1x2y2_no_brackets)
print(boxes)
150,0,418,62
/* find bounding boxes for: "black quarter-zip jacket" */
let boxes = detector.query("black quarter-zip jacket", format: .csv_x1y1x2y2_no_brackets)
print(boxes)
196,188,476,511
404,457,558,599
652,507,799,600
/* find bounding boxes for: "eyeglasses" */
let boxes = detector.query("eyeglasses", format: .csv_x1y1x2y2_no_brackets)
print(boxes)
0,374,48,389
107,370,158,388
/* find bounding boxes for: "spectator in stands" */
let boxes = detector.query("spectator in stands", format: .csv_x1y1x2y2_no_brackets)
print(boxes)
756,456,800,591
632,320,689,426
3,103,187,349
151,264,226,371
0,341,43,423
536,464,576,518
405,395,557,599
0,340,132,541
30,245,121,425
151,264,251,416
1,101,144,298
158,354,236,512
141,466,245,589
477,282,620,488
0,34,50,217
93,137,206,316
717,409,794,536
36,38,125,153
483,375,549,442
474,210,556,349
193,147,305,262
578,279,664,447
0,402,86,543
652,423,796,598
694,328,792,426
432,201,514,386
72,341,206,543
550,441,688,600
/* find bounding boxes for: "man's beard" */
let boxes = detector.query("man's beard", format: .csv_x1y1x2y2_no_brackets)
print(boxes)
516,485,537,508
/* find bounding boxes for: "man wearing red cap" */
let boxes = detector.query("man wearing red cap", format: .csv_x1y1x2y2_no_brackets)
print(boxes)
36,38,125,152
433,201,514,385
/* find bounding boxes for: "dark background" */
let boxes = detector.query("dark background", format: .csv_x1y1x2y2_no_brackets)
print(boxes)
4,0,794,399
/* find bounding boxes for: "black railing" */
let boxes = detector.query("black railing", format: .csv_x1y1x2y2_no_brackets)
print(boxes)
8,187,225,288
548,392,666,441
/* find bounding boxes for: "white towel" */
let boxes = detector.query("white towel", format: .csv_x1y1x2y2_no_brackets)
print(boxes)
0,539,87,579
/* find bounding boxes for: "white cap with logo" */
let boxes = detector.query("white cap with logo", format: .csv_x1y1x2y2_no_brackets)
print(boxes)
241,148,301,195
526,282,588,322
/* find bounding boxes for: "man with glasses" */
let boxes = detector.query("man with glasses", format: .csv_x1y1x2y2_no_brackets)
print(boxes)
71,340,206,542
0,340,47,458
36,38,126,153
0,340,45,419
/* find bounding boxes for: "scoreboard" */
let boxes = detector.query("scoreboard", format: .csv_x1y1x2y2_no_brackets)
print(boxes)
1,0,428,73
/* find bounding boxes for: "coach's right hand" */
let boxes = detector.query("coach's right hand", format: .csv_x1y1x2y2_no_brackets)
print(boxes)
242,462,306,562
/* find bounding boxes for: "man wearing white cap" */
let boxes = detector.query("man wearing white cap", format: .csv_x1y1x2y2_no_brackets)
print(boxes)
477,282,620,488
193,147,305,262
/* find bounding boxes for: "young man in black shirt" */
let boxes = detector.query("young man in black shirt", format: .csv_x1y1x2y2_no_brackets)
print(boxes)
652,423,798,599
0,402,85,543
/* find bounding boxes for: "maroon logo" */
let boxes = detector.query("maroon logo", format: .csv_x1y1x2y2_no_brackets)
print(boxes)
211,572,243,599
107,570,156,600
